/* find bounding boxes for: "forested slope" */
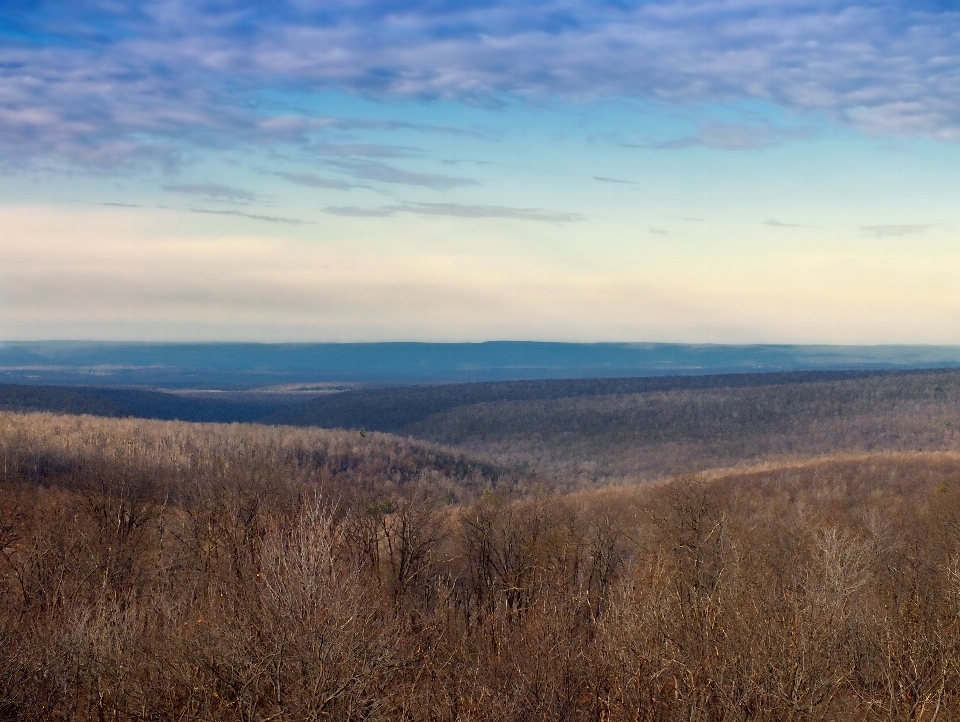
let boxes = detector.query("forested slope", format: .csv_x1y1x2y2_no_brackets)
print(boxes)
401,370,960,481
6,368,960,484
3,411,960,720
265,368,899,431
0,384,298,423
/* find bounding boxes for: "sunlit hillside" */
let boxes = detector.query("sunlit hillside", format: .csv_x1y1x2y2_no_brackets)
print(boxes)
3,411,960,720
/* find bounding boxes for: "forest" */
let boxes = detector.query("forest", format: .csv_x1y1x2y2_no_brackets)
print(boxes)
3,397,960,720
9,0,960,718
6,367,959,483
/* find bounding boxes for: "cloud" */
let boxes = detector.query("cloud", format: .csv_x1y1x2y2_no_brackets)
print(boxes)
441,158,493,167
643,120,814,151
648,228,668,235
398,203,583,222
860,224,935,238
308,118,483,138
272,172,366,190
764,219,808,228
3,1,960,170
325,160,478,190
256,116,477,142
97,200,310,223
163,184,257,202
322,206,398,218
189,208,313,225
308,143,420,158
322,203,583,222
593,176,635,184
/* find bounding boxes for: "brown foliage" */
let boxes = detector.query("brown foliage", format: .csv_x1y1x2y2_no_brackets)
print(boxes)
3,411,960,720
405,371,960,483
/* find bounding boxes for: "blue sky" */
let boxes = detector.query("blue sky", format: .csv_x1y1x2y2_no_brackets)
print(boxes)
2,0,959,342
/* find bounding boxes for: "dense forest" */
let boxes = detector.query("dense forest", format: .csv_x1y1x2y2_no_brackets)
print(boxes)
403,370,960,481
260,368,907,431
0,384,306,423
2,368,949,431
5,368,960,486
3,410,960,720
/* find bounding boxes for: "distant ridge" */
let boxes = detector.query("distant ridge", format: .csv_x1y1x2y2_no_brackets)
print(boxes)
4,367,960,433
2,341,960,388
0,384,294,423
262,367,935,432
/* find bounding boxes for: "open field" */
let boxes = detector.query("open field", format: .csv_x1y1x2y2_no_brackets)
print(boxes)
3,410,960,720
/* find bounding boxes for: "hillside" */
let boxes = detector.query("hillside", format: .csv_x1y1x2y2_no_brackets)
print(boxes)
7,368,960,485
403,371,960,481
3,411,960,720
264,367,901,431
0,369,912,430
0,384,302,423
272,368,960,482
0,411,517,506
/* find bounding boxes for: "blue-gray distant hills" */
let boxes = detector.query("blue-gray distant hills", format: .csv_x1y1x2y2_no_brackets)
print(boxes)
2,341,960,387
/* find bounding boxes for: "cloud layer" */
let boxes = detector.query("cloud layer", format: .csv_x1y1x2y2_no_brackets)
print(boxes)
163,184,257,202
2,1,960,169
323,202,584,222
323,159,478,190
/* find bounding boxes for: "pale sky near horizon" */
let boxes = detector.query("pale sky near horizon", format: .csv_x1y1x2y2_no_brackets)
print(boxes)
2,1,959,343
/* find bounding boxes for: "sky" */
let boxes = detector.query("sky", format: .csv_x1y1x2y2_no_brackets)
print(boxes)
1,0,959,343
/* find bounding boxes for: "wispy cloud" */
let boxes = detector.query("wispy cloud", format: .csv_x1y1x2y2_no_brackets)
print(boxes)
441,158,494,167
3,2,960,169
322,207,398,218
400,203,583,222
323,203,583,222
860,224,935,238
593,176,635,185
643,121,813,151
308,118,483,138
163,184,257,202
764,219,808,228
189,208,313,225
272,172,366,190
98,200,310,223
325,160,478,190
307,143,419,158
